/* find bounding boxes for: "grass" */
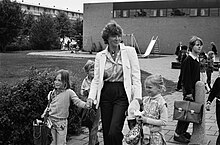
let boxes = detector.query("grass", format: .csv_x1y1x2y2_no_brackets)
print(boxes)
0,51,176,95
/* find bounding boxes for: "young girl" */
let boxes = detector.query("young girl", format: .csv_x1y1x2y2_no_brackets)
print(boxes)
133,74,168,145
41,69,88,145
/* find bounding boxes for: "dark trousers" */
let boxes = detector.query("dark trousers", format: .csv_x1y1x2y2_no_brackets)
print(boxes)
206,70,212,89
100,82,129,145
175,120,190,135
216,99,220,145
177,71,182,90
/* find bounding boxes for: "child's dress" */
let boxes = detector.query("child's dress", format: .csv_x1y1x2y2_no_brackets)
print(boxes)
142,94,168,145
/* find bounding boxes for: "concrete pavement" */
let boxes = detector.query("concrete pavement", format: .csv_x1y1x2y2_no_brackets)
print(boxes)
28,51,219,145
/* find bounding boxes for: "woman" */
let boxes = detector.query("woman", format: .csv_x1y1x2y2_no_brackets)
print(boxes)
86,21,142,145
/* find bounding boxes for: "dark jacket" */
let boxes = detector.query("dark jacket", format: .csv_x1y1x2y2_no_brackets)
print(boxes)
207,77,220,103
181,55,200,98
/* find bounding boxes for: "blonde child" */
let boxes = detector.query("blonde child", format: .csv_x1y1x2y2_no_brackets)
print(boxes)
81,60,101,145
132,74,168,145
41,69,88,145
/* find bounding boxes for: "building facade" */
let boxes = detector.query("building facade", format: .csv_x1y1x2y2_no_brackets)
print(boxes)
83,0,220,54
18,1,83,21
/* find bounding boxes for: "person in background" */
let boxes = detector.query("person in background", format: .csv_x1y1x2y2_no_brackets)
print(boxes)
175,42,182,59
41,69,88,145
81,60,100,145
86,21,142,145
199,51,208,92
174,36,203,143
175,45,188,91
210,42,217,61
206,69,220,145
206,51,216,92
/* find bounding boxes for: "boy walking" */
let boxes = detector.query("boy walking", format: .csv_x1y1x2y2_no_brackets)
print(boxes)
81,60,100,145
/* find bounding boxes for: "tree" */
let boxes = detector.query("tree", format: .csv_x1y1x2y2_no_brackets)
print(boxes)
55,11,76,41
29,13,60,50
22,12,35,36
0,0,24,52
73,18,83,35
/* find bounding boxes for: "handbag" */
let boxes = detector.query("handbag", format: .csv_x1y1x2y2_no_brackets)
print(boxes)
173,100,204,124
33,119,51,145
124,122,142,145
33,91,53,145
80,105,97,129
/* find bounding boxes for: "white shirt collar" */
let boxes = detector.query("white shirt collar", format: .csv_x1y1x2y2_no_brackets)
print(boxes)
189,52,199,62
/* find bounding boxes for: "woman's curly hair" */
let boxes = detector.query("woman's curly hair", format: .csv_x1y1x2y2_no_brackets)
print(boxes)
101,21,123,44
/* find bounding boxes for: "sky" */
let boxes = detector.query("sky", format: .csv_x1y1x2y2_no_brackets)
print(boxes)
16,0,166,13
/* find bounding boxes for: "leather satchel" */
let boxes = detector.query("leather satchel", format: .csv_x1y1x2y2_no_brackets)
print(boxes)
173,100,204,124
80,105,97,129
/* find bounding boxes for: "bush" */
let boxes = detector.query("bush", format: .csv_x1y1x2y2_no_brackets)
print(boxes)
5,35,31,51
0,68,82,144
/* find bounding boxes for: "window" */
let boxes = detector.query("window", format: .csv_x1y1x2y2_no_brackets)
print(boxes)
113,10,121,18
167,9,173,17
130,9,137,17
138,9,147,16
122,10,128,17
159,9,167,17
27,6,30,10
210,8,219,16
150,9,157,17
182,8,190,16
171,8,185,16
190,9,198,16
200,8,209,16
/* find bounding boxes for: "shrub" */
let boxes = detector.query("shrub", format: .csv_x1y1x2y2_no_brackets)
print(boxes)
0,68,82,144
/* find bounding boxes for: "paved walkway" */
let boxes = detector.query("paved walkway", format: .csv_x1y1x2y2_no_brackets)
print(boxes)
29,51,220,145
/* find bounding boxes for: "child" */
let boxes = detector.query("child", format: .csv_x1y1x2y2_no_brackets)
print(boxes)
41,69,88,145
206,51,216,91
81,60,101,145
206,69,220,144
130,74,168,145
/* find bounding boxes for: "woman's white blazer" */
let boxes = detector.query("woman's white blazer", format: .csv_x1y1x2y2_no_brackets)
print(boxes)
88,43,142,109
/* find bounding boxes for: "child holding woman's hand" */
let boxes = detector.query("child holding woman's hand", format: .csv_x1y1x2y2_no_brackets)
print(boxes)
41,69,88,145
129,74,168,145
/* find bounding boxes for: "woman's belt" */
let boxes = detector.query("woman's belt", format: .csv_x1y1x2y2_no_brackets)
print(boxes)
49,116,67,121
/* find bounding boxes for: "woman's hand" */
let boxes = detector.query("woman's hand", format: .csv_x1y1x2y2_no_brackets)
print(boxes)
86,98,93,108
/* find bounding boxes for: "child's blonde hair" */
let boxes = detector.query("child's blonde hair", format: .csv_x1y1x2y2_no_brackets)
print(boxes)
144,74,166,93
83,60,95,73
207,51,214,58
56,69,70,89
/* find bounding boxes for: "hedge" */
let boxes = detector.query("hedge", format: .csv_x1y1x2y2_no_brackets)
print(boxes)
0,68,82,144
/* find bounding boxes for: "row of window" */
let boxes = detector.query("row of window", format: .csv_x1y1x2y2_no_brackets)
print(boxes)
24,5,81,18
113,8,220,18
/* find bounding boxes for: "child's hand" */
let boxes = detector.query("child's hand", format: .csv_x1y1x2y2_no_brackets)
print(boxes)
206,101,211,111
136,113,148,123
41,113,45,118
206,104,211,111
